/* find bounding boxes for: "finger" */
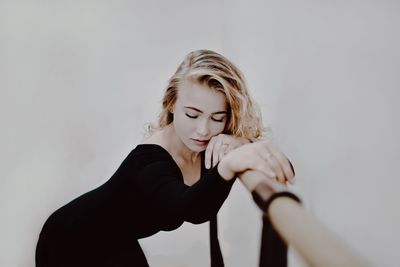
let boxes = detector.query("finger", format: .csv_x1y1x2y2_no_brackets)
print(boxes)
255,175,287,195
251,154,277,181
249,148,286,185
287,158,295,177
283,158,295,184
257,140,294,183
224,139,236,154
217,145,226,167
251,143,285,183
262,147,286,184
212,138,224,167
267,144,295,184
205,137,216,169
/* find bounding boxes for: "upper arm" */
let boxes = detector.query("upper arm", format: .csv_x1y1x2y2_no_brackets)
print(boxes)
135,160,187,227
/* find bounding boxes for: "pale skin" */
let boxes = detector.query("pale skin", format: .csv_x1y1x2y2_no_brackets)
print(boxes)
239,172,367,267
143,78,294,186
143,77,364,265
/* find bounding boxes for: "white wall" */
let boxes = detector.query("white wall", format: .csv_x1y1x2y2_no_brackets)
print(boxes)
220,1,400,266
1,1,399,266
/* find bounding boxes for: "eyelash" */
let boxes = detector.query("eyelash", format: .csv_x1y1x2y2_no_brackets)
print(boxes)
185,113,225,122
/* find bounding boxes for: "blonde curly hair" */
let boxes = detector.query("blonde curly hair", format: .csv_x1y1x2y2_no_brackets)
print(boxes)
147,49,265,139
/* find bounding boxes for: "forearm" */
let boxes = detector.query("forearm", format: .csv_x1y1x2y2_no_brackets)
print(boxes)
183,164,235,223
240,170,365,266
268,198,365,267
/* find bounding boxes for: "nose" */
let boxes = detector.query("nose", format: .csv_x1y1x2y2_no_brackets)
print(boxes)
196,118,210,137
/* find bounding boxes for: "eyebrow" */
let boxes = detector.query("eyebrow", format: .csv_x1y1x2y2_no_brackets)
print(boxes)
184,106,227,115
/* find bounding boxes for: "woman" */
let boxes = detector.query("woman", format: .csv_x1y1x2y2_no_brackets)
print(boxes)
35,49,294,266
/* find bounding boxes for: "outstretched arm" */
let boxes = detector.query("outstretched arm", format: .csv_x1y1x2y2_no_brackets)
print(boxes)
240,171,368,267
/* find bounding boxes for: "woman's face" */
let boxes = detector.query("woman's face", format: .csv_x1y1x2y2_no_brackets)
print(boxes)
171,79,228,152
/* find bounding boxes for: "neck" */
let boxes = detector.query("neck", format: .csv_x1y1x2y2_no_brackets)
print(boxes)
163,124,201,165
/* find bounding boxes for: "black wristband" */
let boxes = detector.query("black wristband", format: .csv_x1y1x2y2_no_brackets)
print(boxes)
252,191,301,213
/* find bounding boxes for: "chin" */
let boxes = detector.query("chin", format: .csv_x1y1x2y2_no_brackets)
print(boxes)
185,142,206,153
189,145,206,153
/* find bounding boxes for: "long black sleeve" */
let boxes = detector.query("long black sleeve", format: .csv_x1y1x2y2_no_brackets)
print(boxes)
36,144,234,265
135,159,234,227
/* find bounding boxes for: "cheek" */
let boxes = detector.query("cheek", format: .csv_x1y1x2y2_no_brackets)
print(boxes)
210,122,226,134
174,114,194,134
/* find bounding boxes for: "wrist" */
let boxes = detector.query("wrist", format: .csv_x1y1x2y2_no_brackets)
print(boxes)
252,190,301,215
268,196,301,219
217,159,234,181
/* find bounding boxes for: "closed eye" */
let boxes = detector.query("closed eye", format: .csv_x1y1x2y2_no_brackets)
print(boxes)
185,113,225,123
185,113,198,119
211,118,224,122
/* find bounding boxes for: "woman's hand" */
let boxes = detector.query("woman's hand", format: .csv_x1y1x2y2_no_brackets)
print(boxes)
217,140,295,185
205,134,250,169
239,169,288,198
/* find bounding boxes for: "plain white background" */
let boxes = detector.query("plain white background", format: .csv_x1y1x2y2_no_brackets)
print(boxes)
1,0,399,266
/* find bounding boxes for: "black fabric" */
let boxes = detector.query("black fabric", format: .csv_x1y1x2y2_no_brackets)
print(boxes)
210,216,224,267
252,191,301,214
36,144,235,266
251,190,301,267
259,216,287,267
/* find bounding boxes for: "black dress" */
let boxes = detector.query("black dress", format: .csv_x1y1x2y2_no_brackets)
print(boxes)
35,144,234,266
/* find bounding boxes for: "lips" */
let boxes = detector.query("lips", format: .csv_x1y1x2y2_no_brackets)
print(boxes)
192,139,209,146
